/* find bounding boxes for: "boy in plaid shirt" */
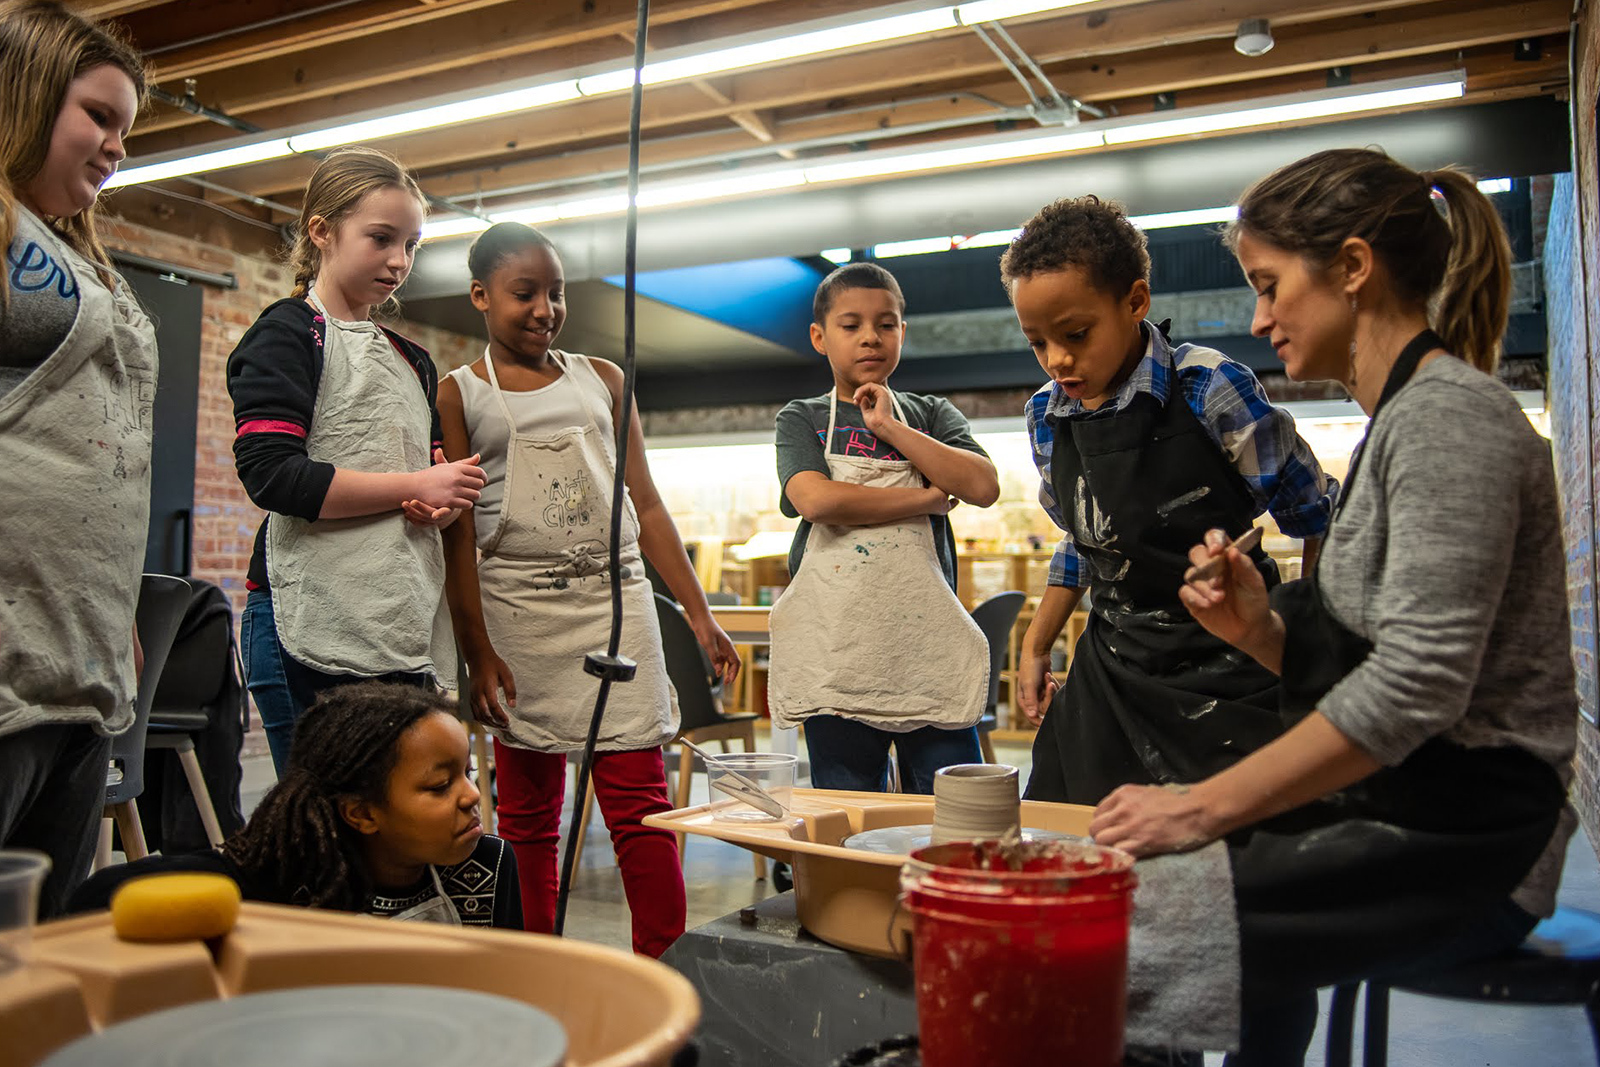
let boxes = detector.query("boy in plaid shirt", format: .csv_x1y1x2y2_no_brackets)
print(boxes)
1005,196,1336,804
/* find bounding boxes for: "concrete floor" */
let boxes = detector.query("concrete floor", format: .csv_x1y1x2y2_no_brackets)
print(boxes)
237,732,1600,1065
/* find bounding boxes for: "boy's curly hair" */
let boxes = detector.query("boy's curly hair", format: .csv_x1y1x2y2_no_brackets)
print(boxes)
999,195,1151,298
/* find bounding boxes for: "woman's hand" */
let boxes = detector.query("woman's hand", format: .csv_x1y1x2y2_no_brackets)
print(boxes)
1089,782,1220,858
690,616,742,689
467,648,517,729
1015,648,1057,725
1179,528,1276,658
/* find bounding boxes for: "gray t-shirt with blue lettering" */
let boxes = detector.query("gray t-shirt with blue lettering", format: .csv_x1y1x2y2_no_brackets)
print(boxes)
2,207,81,398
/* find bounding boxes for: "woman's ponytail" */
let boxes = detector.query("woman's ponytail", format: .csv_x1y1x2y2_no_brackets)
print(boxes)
1423,168,1513,373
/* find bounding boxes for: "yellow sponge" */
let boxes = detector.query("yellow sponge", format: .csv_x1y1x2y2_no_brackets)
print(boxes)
111,873,242,942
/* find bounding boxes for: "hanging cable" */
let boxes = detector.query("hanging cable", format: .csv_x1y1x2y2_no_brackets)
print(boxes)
553,0,650,936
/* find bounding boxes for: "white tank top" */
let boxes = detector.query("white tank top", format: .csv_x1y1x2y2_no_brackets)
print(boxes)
447,351,617,547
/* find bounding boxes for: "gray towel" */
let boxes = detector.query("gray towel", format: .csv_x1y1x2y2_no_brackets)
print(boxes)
1124,840,1240,1052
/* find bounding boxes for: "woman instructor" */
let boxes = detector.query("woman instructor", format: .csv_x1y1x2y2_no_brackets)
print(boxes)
1091,149,1578,1066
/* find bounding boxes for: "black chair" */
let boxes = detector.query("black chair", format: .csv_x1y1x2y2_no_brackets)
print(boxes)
141,579,245,853
97,575,190,867
969,591,1026,763
1326,906,1600,1067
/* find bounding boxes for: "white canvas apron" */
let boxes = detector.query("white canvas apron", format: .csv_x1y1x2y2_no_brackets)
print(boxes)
472,351,676,752
768,389,989,732
0,215,157,735
264,293,449,679
389,865,463,925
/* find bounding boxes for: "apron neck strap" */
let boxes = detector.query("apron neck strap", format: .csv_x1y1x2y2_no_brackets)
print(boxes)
1372,328,1444,420
825,387,908,457
1330,327,1445,527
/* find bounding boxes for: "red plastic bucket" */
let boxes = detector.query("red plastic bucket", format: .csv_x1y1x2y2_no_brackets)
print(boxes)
900,839,1137,1067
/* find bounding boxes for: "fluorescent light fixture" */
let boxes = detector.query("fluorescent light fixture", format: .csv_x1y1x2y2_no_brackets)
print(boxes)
869,207,1238,259
418,74,1473,244
875,235,963,258
820,248,853,263
1104,78,1464,145
105,138,294,188
581,8,959,94
956,0,1094,23
1476,177,1513,194
287,82,581,153
960,228,1022,249
420,216,496,241
636,169,806,208
804,129,1104,184
1128,205,1239,229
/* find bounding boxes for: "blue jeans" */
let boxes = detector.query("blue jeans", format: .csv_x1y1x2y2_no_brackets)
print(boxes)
803,715,982,794
241,590,430,775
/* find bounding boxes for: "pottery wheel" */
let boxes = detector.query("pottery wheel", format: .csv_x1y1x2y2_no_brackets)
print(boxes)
840,824,1079,855
40,984,567,1067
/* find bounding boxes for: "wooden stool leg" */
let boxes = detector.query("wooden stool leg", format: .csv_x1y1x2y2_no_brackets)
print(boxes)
675,740,694,864
111,801,148,861
471,725,495,835
573,771,595,870
175,744,226,846
742,723,764,881
1363,984,1390,1067
94,816,114,872
978,730,996,764
1325,983,1359,1067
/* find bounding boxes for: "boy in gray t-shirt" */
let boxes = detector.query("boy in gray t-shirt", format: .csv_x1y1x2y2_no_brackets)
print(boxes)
770,262,999,796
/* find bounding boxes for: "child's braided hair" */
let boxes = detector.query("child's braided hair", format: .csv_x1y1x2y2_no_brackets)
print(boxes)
222,682,456,911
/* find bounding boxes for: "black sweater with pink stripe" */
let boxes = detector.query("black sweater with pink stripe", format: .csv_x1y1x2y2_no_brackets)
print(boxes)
227,298,440,591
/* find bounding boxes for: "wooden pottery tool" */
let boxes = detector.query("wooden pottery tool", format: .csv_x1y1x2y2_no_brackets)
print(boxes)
1184,526,1263,583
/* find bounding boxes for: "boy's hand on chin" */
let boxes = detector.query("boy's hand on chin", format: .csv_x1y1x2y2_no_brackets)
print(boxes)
853,382,901,436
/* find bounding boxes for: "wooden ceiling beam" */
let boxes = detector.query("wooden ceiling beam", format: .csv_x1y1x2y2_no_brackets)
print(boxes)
70,0,173,17
222,37,1554,201
419,42,1564,211
139,0,774,112
135,0,511,79
215,29,1559,205
126,0,1431,143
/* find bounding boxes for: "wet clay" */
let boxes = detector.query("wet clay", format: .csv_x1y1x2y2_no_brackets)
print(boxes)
930,764,1020,846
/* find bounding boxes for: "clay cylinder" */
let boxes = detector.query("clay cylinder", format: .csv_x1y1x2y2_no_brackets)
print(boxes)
930,764,1019,845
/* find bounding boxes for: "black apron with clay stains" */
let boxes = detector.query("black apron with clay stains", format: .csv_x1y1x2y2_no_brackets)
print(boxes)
1228,329,1565,1000
1026,343,1285,805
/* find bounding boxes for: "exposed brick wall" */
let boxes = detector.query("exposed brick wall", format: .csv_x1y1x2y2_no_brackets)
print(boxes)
1551,4,1600,856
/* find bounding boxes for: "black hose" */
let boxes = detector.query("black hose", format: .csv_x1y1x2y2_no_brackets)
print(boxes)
553,0,650,936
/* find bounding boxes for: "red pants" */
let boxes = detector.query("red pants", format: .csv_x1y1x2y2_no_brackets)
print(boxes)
492,741,686,957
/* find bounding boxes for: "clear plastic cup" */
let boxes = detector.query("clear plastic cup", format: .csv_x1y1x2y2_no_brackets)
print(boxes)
0,850,51,974
706,753,797,823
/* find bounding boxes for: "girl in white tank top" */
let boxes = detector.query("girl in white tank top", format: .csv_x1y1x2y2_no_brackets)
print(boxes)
437,223,739,957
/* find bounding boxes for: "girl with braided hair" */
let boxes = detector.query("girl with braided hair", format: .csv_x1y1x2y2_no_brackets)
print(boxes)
70,683,521,929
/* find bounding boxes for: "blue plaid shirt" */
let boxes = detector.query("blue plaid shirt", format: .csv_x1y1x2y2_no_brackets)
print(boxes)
1027,323,1338,589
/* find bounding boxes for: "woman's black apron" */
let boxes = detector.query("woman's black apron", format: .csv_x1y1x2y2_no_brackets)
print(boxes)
1229,330,1564,1000
1026,347,1286,805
